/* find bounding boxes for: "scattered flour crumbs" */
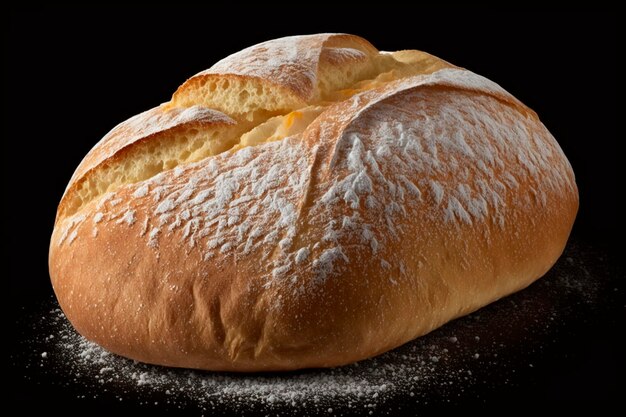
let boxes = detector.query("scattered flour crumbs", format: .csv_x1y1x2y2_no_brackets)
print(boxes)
24,243,604,415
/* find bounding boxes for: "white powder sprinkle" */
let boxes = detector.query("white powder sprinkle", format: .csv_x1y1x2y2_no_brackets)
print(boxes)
294,247,310,264
148,227,160,247
117,210,136,225
155,199,175,214
429,181,444,205
68,230,78,244
220,242,234,253
133,184,149,198
139,218,149,237
312,247,349,284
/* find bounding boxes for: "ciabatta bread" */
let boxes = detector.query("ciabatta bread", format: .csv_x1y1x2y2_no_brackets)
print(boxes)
49,34,578,371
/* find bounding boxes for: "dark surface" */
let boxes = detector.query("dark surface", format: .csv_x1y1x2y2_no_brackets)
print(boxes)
4,7,621,417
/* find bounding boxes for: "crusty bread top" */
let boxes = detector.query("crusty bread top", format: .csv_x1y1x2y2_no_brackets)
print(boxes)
69,106,235,186
56,62,576,282
58,106,246,219
57,34,452,220
171,34,380,117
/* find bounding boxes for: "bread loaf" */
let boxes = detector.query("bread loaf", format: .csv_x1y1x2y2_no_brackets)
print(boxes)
49,34,578,371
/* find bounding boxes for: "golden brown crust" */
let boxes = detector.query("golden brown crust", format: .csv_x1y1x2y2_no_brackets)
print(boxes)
69,106,236,187
174,34,378,104
49,34,578,372
58,105,237,221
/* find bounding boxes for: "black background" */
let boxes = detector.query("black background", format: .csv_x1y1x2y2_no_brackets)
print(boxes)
4,7,621,417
